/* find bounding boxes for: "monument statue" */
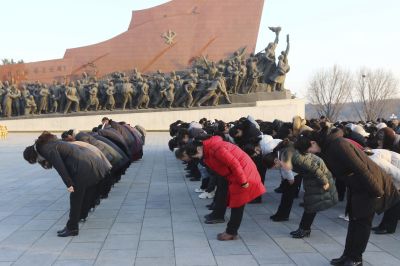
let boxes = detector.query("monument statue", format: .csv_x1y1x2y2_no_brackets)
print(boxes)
64,81,80,114
39,84,50,114
0,26,294,119
25,95,37,115
105,81,116,111
269,34,290,91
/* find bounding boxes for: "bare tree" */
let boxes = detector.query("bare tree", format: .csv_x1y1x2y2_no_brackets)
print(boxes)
352,68,399,121
307,65,352,121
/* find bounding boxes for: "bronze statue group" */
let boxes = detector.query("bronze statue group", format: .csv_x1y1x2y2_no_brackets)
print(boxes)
170,116,400,266
1,27,290,118
23,117,145,237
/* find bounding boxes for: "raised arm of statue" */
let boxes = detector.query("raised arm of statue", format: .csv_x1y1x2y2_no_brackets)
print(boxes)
284,34,290,60
202,56,210,70
236,47,247,60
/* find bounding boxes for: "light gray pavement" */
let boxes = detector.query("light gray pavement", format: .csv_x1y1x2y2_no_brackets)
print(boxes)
0,132,399,266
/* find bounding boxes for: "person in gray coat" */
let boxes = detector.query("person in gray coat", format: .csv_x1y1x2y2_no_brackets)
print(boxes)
23,132,111,237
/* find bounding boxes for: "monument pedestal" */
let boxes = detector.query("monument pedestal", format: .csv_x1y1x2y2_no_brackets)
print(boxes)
0,99,304,132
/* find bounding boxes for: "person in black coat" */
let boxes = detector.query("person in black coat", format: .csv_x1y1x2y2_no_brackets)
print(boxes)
90,132,130,172
23,132,111,237
229,117,262,147
97,127,132,159
102,118,136,161
62,129,127,197
296,130,400,266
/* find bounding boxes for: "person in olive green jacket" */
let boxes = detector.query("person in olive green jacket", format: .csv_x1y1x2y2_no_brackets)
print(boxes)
265,143,338,238
289,149,338,238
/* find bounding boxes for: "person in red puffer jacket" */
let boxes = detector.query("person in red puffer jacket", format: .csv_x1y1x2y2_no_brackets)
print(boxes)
185,135,266,240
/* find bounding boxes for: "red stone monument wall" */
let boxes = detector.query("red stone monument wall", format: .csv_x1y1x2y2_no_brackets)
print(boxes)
0,0,265,84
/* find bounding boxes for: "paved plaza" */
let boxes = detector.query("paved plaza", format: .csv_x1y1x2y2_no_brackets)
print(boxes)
0,132,399,266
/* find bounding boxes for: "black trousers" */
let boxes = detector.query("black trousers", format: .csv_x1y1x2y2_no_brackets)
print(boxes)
206,174,217,193
200,177,209,190
226,205,245,235
210,176,228,219
335,178,346,201
343,213,375,261
187,160,201,178
253,155,266,202
67,185,98,230
274,179,298,218
299,212,317,230
378,200,400,232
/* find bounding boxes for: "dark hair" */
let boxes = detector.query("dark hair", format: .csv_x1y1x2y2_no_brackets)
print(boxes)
36,131,57,146
217,121,227,133
199,118,207,125
259,122,274,135
102,117,109,122
294,130,321,154
61,130,73,140
228,126,240,138
23,145,37,164
377,127,396,150
184,140,203,157
174,147,187,160
168,138,178,151
275,123,293,140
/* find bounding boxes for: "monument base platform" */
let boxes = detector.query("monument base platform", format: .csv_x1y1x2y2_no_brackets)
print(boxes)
0,99,304,132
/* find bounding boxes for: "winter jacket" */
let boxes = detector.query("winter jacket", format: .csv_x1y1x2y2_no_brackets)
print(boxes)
109,121,137,160
123,124,144,161
369,149,400,189
75,132,124,169
291,151,338,213
321,134,400,218
37,139,110,188
71,141,112,169
97,128,131,158
91,133,130,167
202,136,266,208
134,125,146,145
91,132,130,175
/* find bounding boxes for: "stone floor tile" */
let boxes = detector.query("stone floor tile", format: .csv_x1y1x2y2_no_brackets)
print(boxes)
215,255,259,266
94,249,135,266
102,234,139,250
137,240,174,258
175,247,216,266
59,242,102,260
134,257,175,266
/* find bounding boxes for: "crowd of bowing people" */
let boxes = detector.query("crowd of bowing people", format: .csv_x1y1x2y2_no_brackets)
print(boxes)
23,117,145,237
170,116,400,266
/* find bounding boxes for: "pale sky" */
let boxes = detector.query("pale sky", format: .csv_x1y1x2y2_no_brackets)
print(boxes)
1,0,399,96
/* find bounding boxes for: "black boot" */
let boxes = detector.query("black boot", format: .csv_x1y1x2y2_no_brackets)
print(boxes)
270,214,288,222
57,228,79,237
330,255,348,265
342,258,362,266
57,227,67,234
290,228,311,238
204,215,225,224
